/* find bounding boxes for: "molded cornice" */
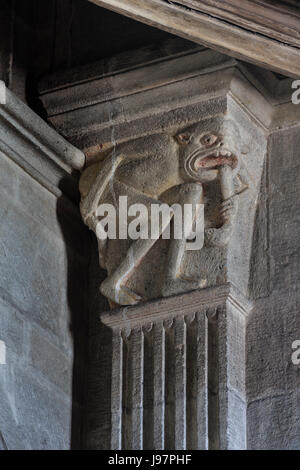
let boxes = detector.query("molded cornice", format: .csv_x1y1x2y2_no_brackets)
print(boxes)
39,45,300,161
0,81,85,199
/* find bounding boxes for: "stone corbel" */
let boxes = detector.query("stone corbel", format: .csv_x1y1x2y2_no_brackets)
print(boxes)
79,116,253,306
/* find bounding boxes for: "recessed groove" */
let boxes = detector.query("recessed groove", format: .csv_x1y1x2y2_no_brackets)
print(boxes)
164,322,175,450
143,327,154,449
207,308,220,450
186,311,208,449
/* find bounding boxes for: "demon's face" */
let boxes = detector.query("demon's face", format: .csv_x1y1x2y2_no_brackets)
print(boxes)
176,118,241,183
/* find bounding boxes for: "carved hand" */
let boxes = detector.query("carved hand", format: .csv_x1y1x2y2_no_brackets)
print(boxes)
205,195,238,247
220,194,238,224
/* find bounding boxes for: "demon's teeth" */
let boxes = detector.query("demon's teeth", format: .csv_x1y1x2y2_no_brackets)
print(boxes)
218,150,232,157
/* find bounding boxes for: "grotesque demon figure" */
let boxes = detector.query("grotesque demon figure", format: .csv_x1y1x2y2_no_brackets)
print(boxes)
80,117,247,306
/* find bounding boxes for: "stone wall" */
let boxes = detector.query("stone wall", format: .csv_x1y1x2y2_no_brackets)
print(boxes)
246,125,300,450
0,84,89,450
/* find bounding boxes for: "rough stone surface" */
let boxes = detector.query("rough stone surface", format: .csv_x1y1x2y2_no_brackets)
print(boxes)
0,23,299,450
80,117,256,306
41,46,300,450
0,85,90,449
246,126,300,450
100,285,250,450
76,53,267,308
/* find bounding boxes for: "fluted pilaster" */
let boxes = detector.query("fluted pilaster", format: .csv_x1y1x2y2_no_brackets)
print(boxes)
102,284,251,450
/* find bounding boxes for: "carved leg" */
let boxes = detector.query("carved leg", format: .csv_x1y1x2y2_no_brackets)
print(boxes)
162,183,204,297
101,207,174,305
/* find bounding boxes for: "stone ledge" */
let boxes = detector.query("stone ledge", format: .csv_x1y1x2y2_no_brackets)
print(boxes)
101,283,253,329
39,46,300,160
0,81,85,200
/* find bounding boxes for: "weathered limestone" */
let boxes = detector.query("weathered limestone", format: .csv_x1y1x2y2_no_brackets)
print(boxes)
246,125,300,450
39,44,298,152
79,117,250,306
41,47,271,307
0,83,84,173
0,81,88,449
52,50,271,305
40,43,300,449
101,284,250,449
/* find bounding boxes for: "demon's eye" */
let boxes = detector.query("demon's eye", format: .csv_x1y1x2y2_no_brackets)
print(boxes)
176,133,191,145
200,134,218,147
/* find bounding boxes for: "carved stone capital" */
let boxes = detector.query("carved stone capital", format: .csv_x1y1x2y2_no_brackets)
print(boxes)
79,114,256,306
78,107,266,306
39,42,300,450
40,46,281,306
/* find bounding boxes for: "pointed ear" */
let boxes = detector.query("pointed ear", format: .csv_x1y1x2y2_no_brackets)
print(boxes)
175,132,191,145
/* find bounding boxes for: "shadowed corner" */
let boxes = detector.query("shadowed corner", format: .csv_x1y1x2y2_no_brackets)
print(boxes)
57,172,112,450
56,173,90,450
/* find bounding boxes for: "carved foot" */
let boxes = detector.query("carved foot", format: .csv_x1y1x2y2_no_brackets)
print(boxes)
100,278,142,306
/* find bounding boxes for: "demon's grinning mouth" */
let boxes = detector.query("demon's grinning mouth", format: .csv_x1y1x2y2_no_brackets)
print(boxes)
194,150,237,170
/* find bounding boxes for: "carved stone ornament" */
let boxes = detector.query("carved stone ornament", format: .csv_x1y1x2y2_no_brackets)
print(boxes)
40,46,275,307
39,43,300,450
80,116,250,306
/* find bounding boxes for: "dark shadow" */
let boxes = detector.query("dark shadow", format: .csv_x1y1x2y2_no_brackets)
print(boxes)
56,174,90,449
57,174,112,450
82,235,112,450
